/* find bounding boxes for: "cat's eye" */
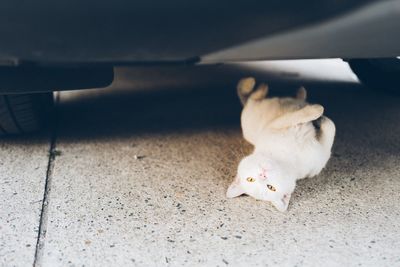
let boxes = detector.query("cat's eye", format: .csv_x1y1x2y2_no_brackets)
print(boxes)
246,177,256,182
267,184,276,191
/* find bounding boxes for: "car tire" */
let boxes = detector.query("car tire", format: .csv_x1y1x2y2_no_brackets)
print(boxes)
0,93,54,136
348,58,400,94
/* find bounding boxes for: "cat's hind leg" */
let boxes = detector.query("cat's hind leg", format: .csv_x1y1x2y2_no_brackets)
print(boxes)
269,104,324,129
317,116,336,151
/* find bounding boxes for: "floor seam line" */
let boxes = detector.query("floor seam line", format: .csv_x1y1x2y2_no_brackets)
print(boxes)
33,92,60,267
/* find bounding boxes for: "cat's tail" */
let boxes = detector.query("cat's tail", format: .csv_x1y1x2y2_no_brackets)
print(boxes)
237,77,268,106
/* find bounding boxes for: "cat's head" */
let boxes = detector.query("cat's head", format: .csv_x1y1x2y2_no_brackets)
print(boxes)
227,153,296,212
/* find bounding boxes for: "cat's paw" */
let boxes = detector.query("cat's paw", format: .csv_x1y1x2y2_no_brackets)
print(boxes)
250,83,269,101
302,104,324,121
237,77,256,96
296,86,307,100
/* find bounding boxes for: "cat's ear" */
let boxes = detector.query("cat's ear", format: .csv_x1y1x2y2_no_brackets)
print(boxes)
271,194,291,212
296,87,307,100
226,178,245,198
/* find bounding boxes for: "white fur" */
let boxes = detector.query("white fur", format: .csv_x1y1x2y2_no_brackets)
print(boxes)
227,78,336,212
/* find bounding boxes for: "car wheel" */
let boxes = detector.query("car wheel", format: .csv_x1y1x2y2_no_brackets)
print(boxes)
348,58,400,94
0,93,54,136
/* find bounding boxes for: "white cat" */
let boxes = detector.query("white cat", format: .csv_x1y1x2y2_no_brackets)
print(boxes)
227,78,336,212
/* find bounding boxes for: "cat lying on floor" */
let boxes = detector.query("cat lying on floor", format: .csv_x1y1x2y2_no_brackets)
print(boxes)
227,78,336,212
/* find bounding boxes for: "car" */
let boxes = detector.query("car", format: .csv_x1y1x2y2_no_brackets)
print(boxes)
0,0,399,136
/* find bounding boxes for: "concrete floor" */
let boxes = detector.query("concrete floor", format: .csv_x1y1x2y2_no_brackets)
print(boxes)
1,60,400,267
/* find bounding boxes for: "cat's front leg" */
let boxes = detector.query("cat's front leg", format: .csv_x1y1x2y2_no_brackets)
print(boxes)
237,77,269,106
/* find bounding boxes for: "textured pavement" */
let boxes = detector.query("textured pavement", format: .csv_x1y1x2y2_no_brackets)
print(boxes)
1,60,400,266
